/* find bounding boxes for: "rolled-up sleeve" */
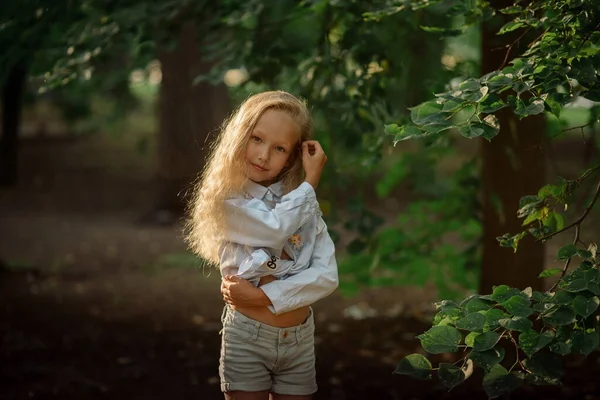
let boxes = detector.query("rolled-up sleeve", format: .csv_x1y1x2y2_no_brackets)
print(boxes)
224,182,318,251
260,224,339,315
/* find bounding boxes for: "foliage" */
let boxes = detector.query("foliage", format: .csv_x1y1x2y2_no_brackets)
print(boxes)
2,0,487,297
383,0,600,143
376,0,600,397
206,0,485,299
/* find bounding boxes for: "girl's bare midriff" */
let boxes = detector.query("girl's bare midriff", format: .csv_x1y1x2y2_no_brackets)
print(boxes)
232,257,310,328
231,304,310,328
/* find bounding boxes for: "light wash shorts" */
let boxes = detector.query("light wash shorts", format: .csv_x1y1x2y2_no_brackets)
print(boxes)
219,305,317,395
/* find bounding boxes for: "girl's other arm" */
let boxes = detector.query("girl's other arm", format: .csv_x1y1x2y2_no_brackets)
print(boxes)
258,221,338,314
224,140,328,251
224,182,318,250
222,233,337,311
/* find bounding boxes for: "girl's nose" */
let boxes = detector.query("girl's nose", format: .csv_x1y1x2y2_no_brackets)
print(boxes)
259,148,269,162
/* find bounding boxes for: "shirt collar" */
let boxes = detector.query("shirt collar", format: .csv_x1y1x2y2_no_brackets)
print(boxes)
244,180,284,199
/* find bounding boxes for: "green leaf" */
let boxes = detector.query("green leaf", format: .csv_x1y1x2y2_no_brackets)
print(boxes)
561,278,588,293
482,365,522,399
515,98,545,118
519,329,555,357
572,295,599,318
468,347,505,371
544,93,562,118
500,5,523,14
473,331,502,352
479,94,507,113
537,184,562,199
458,124,484,139
501,295,533,317
498,316,533,332
442,99,465,112
436,300,463,318
393,125,430,142
542,307,576,327
523,352,563,383
571,329,599,355
557,244,577,260
384,124,401,136
498,21,524,35
577,249,593,260
438,363,466,389
549,341,572,355
517,196,542,216
483,308,507,330
463,296,493,313
417,326,462,354
532,291,553,303
539,268,563,278
551,291,574,305
456,312,487,332
522,208,543,226
486,73,513,88
394,354,432,379
481,115,500,140
491,285,523,303
410,101,445,125
465,332,480,347
458,78,481,91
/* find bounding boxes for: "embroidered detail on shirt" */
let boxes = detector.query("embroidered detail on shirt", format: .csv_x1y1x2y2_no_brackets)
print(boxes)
288,233,303,250
266,256,278,270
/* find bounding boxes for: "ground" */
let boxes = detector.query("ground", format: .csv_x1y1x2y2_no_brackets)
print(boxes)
1,134,600,400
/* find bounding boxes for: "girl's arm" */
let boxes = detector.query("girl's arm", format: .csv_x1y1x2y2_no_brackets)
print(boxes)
257,220,338,314
224,182,318,251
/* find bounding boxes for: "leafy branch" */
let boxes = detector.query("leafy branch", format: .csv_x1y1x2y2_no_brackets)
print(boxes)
381,0,600,398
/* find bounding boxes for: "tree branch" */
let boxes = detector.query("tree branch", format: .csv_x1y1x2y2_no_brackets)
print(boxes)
498,27,532,70
549,119,599,140
548,224,579,292
537,178,600,243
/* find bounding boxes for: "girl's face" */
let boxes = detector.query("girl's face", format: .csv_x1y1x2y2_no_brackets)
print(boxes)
244,109,300,187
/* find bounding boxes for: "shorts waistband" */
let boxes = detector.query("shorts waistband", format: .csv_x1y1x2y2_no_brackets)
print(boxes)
222,305,314,344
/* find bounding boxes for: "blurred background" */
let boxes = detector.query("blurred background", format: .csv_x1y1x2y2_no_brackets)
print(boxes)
1,1,599,399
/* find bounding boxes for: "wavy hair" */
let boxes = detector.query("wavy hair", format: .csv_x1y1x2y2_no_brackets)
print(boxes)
185,91,314,265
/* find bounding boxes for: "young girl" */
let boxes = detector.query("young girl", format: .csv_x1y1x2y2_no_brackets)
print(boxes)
186,91,338,400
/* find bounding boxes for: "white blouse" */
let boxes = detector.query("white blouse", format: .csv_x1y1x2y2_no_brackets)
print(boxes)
219,180,338,315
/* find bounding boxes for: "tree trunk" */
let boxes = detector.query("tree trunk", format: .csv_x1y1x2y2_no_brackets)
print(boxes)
0,62,27,187
479,1,546,293
152,22,230,222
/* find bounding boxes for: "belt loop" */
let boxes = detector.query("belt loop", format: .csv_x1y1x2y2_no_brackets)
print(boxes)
252,321,260,340
295,326,302,344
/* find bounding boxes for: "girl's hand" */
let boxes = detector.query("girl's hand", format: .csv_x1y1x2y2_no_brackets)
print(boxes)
302,140,327,189
221,275,272,307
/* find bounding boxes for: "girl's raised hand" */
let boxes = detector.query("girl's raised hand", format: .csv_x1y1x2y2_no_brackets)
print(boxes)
302,140,327,189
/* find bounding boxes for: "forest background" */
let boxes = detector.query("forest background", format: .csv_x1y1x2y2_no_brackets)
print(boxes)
1,1,599,399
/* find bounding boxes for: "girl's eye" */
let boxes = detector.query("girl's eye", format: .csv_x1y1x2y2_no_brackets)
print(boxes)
251,135,262,143
275,146,286,153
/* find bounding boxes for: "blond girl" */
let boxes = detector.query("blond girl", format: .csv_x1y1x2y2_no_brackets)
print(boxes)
186,91,338,400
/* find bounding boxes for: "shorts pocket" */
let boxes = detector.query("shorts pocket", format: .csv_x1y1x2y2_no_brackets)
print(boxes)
222,322,253,341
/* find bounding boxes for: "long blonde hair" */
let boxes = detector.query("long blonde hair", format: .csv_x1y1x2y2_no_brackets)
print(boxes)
185,91,314,265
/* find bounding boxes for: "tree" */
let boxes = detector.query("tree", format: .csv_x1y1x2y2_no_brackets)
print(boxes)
153,21,229,220
479,0,546,293
380,0,600,396
0,1,230,217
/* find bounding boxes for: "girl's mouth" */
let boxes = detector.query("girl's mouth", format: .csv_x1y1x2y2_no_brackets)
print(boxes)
252,163,267,172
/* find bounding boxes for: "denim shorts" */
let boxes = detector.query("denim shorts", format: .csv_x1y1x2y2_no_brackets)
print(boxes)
219,305,317,395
